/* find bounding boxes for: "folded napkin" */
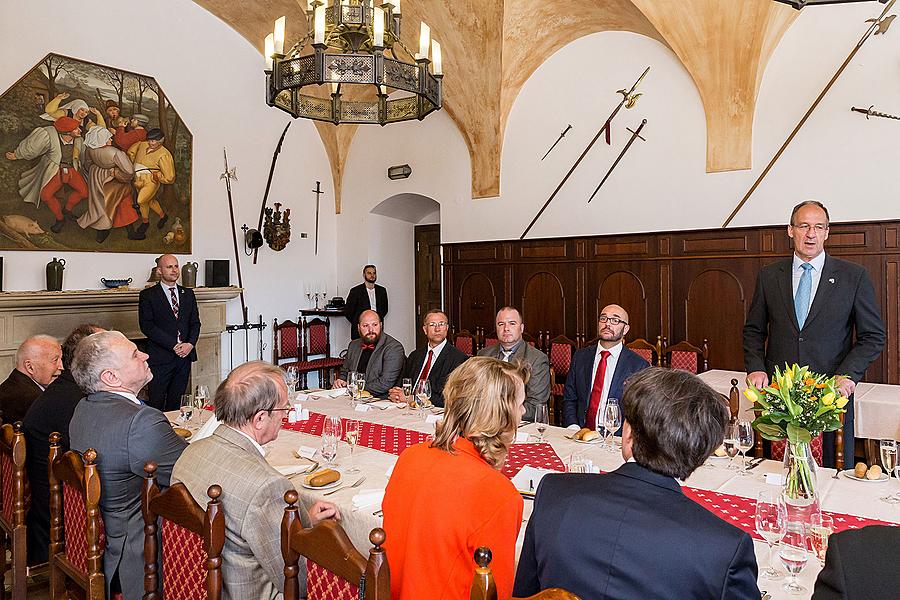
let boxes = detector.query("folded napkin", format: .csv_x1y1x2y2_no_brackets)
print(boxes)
273,465,312,477
192,414,221,442
352,489,385,510
368,400,402,410
308,388,349,399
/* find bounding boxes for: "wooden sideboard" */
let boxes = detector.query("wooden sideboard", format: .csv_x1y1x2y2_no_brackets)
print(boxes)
443,220,900,384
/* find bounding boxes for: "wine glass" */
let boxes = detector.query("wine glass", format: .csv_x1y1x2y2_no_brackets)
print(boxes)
356,376,366,402
401,378,413,415
179,394,194,423
321,416,341,466
194,384,209,410
603,402,622,453
880,440,898,503
534,404,549,444
284,367,299,397
344,419,360,473
347,371,359,405
808,513,833,567
415,380,431,417
723,422,741,470
736,421,755,475
755,490,787,580
779,522,810,595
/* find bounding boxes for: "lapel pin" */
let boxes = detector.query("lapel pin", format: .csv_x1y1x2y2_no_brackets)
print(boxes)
828,278,835,284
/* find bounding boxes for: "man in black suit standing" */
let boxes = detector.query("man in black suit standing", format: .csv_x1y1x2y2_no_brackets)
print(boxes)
344,264,388,340
386,309,468,407
0,335,62,423
562,304,649,429
514,368,760,600
139,254,201,411
743,201,885,467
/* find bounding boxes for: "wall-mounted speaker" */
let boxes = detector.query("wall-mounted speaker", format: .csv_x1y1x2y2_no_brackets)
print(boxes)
205,260,230,287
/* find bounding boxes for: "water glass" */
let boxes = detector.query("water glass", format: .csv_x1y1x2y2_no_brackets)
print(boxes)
179,394,194,423
344,419,360,473
754,490,787,580
779,522,810,595
194,385,209,411
284,367,299,396
603,402,621,452
321,416,341,466
808,513,833,567
347,371,359,404
736,420,755,475
534,404,549,444
723,422,741,470
401,378,413,414
567,452,593,473
415,379,431,416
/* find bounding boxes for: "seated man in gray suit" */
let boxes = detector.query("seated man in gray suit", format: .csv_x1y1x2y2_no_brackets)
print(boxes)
478,307,550,421
333,309,405,397
173,361,340,599
69,331,188,600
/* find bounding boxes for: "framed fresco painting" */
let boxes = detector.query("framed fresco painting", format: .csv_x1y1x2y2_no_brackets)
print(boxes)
0,53,192,252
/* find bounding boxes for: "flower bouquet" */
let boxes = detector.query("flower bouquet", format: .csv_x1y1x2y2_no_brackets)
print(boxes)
745,364,847,512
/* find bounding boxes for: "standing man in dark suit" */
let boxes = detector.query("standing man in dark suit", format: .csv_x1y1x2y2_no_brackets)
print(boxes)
345,264,388,340
0,335,62,423
562,304,649,429
23,323,103,564
478,307,550,421
813,525,900,600
139,253,201,411
333,309,404,397
387,309,468,407
743,200,885,467
69,330,187,600
514,368,760,600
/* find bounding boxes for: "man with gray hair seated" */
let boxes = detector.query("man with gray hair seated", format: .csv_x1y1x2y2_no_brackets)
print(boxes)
0,334,62,423
69,330,187,600
173,361,340,599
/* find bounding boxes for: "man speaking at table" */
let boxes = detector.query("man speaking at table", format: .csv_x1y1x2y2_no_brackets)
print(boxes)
743,200,885,467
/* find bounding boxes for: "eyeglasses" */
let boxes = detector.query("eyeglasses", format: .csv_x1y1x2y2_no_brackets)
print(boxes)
598,316,627,326
266,406,293,415
426,321,448,328
792,223,828,233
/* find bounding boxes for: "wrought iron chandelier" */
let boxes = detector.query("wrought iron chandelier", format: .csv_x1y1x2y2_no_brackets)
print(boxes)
263,0,442,126
775,0,887,9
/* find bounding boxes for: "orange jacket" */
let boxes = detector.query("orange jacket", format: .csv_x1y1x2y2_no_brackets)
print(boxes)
382,438,523,599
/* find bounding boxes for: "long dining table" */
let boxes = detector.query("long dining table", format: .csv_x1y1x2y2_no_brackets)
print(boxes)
173,390,899,600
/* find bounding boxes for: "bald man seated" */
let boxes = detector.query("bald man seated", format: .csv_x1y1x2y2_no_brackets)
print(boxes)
333,310,405,398
562,304,650,429
0,334,62,423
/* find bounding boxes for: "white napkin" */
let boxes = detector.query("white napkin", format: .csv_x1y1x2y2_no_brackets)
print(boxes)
352,489,385,510
307,388,349,399
273,465,311,477
369,400,402,410
192,414,221,442
511,465,558,494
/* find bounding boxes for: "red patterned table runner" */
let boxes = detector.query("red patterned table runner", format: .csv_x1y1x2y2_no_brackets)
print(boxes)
501,443,566,478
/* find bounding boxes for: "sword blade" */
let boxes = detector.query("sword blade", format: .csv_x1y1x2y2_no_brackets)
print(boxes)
588,119,647,203
540,125,572,161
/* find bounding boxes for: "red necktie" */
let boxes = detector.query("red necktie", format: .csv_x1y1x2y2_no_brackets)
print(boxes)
585,350,611,428
418,350,434,382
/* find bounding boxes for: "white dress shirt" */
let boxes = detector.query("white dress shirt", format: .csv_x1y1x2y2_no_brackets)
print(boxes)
415,339,447,381
791,251,826,314
228,426,267,457
367,286,377,311
590,341,623,426
117,391,141,405
159,281,179,313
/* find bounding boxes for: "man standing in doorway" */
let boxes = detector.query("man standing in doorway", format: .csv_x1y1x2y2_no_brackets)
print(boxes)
743,200,884,467
345,264,388,340
139,254,201,411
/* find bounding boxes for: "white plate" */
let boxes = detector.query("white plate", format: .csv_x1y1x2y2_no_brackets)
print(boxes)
571,436,603,445
299,470,343,490
708,454,732,461
841,470,889,482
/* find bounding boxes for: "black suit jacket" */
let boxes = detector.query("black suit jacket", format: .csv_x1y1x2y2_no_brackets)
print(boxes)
138,283,201,365
0,368,42,424
22,370,84,563
743,254,884,383
813,525,900,600
513,463,760,600
401,343,468,407
562,345,649,428
345,283,388,336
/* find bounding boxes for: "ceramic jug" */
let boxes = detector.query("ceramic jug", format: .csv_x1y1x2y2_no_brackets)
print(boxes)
46,257,66,291
181,261,198,288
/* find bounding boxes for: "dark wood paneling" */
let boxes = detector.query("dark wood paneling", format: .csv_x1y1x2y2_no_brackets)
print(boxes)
520,271,566,338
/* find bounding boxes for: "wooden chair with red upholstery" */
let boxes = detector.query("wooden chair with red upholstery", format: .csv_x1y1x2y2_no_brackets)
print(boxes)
625,336,663,367
273,318,303,372
0,422,30,599
48,434,106,600
453,329,477,357
295,316,345,388
281,490,389,600
522,332,538,349
141,461,225,600
470,547,581,600
547,336,577,426
483,331,499,350
662,338,709,374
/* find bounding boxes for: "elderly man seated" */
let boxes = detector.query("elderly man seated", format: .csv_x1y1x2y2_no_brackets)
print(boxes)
333,309,404,397
173,361,340,598
0,334,62,423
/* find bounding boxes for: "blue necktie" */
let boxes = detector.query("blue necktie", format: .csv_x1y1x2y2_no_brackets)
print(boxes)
795,263,813,329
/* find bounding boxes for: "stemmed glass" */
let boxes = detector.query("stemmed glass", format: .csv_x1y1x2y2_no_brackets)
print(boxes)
755,490,787,580
415,380,431,417
284,367,299,398
356,376,366,402
321,416,341,466
603,401,621,452
723,422,741,470
808,512,833,567
401,378,414,415
879,439,898,503
179,394,194,423
534,404,549,444
347,371,359,405
779,522,811,595
736,420,755,475
344,419,360,473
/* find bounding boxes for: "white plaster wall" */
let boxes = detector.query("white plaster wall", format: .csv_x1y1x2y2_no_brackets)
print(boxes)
0,0,337,371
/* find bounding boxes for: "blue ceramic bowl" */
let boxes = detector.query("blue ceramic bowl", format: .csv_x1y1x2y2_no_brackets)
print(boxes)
101,278,133,288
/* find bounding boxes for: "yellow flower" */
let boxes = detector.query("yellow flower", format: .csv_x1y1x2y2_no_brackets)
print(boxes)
821,392,835,406
782,371,793,391
744,388,759,403
836,396,849,409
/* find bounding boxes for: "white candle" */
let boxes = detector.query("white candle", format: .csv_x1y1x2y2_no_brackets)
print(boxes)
418,21,430,60
431,39,441,75
314,6,326,44
264,33,274,70
373,7,384,46
273,16,286,55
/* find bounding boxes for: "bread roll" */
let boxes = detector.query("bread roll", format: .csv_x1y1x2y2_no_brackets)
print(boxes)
306,468,340,487
866,464,883,480
575,427,592,441
714,445,727,458
854,462,868,478
581,430,600,442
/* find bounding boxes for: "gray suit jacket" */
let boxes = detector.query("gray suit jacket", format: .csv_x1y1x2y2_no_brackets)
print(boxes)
340,333,405,397
478,342,551,421
173,425,312,600
69,391,187,600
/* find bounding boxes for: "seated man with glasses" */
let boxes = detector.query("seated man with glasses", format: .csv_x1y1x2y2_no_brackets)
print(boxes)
562,304,650,429
173,361,340,599
388,309,469,407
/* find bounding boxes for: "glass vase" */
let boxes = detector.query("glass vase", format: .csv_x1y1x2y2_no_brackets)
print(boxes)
781,440,820,523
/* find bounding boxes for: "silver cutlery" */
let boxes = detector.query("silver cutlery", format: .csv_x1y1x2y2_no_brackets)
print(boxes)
372,509,383,517
832,467,842,479
747,457,766,470
323,476,366,496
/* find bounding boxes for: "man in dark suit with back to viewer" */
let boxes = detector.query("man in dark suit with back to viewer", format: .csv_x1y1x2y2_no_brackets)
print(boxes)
344,264,388,340
743,200,885,467
139,253,201,411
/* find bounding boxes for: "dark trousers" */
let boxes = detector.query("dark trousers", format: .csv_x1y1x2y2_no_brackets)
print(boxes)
148,359,192,412
823,397,855,469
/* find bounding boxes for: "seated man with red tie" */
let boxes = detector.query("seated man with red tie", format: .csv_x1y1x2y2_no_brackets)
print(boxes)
332,309,405,398
561,304,649,429
387,310,469,407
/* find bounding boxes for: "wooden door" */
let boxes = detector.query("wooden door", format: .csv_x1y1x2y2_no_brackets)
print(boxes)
414,224,442,348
